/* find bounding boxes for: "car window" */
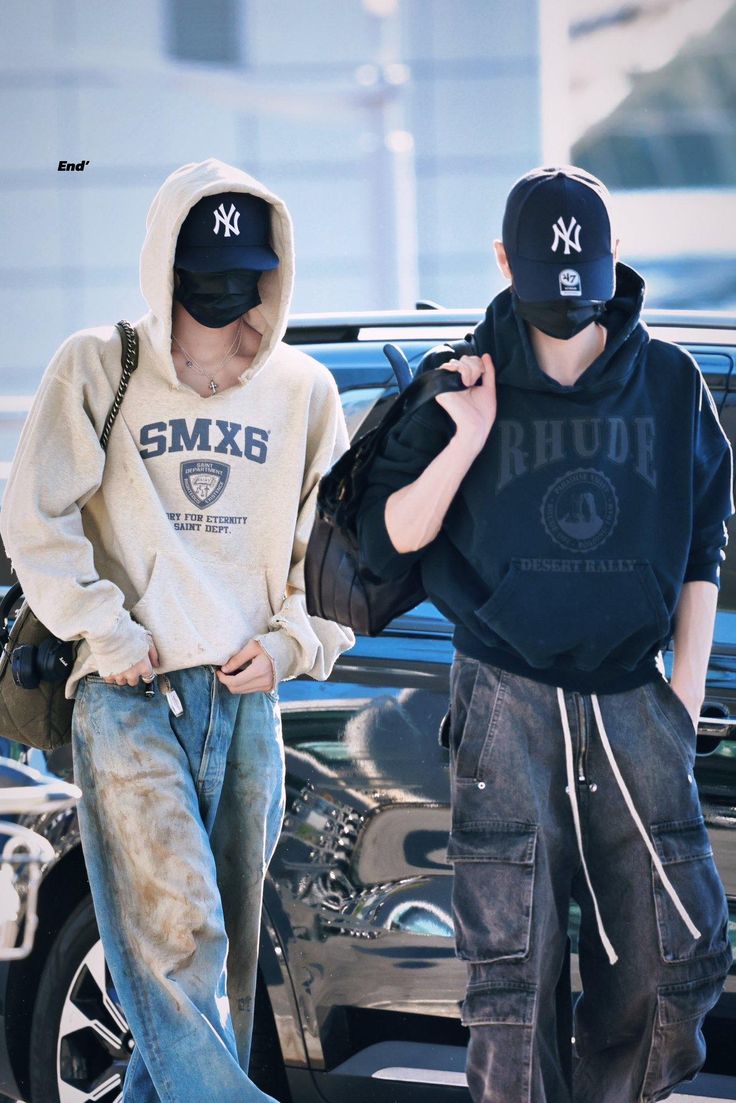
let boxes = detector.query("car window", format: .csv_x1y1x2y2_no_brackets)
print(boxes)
339,385,397,441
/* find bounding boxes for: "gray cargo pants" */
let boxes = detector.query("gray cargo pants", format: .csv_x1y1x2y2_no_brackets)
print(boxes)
446,652,732,1103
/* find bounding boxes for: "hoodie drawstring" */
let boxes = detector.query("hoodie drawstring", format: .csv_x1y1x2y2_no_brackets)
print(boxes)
556,686,701,967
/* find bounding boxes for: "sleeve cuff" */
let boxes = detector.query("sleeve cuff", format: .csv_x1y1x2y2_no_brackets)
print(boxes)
683,561,721,587
86,614,151,677
253,628,302,685
357,498,426,582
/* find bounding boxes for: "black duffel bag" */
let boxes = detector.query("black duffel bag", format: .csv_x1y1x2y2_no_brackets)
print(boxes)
305,344,466,635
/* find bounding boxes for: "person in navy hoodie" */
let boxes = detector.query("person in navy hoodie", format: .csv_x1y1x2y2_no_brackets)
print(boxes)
356,166,734,1103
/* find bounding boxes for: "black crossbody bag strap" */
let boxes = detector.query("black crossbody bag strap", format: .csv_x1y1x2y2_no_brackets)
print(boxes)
99,320,139,452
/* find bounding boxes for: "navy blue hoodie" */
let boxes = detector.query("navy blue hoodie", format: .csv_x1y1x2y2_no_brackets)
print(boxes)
356,264,734,693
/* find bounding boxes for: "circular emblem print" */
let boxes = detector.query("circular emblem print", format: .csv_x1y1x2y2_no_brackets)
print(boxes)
541,468,619,552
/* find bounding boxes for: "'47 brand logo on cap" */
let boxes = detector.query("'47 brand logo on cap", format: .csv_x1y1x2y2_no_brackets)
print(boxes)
559,268,582,296
180,460,230,509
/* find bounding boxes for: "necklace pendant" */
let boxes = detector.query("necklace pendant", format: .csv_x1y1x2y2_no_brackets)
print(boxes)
209,379,219,394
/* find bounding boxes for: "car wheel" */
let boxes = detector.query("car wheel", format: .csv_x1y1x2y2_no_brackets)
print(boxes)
29,895,291,1102
29,896,132,1103
250,972,292,1102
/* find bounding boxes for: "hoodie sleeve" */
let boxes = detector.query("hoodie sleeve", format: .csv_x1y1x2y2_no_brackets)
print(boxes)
355,397,456,582
0,335,150,676
683,369,734,587
253,366,355,682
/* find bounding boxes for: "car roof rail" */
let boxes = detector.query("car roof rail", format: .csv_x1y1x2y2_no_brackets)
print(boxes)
283,322,361,345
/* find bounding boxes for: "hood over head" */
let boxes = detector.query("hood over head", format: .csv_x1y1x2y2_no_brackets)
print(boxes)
474,262,648,396
139,158,294,385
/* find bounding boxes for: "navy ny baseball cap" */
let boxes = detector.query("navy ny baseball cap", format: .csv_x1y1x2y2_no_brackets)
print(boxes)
175,191,279,272
502,166,615,302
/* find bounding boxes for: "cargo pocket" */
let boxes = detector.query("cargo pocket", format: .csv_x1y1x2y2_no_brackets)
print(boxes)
462,982,536,1103
640,969,727,1103
446,822,537,963
447,657,508,782
461,980,537,1027
474,559,670,671
651,816,730,964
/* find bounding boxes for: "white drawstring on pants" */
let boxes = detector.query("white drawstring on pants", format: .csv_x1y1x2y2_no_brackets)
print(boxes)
556,686,701,967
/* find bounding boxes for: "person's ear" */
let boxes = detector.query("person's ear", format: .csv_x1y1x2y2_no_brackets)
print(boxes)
494,239,513,281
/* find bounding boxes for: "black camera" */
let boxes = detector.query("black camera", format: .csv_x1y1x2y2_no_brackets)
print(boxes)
11,637,76,689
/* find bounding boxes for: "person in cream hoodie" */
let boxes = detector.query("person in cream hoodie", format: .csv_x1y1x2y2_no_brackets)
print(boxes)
0,158,354,1103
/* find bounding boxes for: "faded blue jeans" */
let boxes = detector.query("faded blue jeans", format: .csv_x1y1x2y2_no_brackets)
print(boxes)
446,653,732,1103
72,665,286,1103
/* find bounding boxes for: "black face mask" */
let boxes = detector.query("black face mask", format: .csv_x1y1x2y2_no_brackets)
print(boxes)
513,294,606,340
174,268,263,328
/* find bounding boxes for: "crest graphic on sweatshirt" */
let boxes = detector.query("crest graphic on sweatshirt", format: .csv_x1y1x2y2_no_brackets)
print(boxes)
180,460,230,509
541,468,619,552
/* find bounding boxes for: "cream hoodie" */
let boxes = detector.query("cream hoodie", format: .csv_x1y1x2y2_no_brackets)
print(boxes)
0,158,355,694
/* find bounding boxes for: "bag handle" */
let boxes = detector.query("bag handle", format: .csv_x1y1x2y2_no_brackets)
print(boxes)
382,342,470,420
99,320,139,451
323,348,474,530
399,361,468,416
377,347,469,441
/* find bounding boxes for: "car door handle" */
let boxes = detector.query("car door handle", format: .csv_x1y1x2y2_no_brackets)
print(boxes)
696,703,734,754
698,715,733,729
699,700,732,730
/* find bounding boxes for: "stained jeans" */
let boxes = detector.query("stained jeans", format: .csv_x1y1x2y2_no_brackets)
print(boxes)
72,665,286,1103
446,653,732,1103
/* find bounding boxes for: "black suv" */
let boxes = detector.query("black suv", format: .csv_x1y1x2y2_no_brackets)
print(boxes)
1,311,735,1103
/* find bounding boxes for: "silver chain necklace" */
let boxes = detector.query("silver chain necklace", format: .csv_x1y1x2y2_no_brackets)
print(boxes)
171,321,242,394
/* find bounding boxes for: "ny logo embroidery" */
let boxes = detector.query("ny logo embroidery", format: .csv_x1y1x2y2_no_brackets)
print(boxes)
213,202,241,237
551,216,582,255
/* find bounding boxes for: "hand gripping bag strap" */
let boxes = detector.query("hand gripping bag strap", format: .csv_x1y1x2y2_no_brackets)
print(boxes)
0,321,139,750
322,366,466,531
388,364,467,424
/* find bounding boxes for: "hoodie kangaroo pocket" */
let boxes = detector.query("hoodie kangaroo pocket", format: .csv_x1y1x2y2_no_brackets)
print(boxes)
130,552,276,662
474,558,670,671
